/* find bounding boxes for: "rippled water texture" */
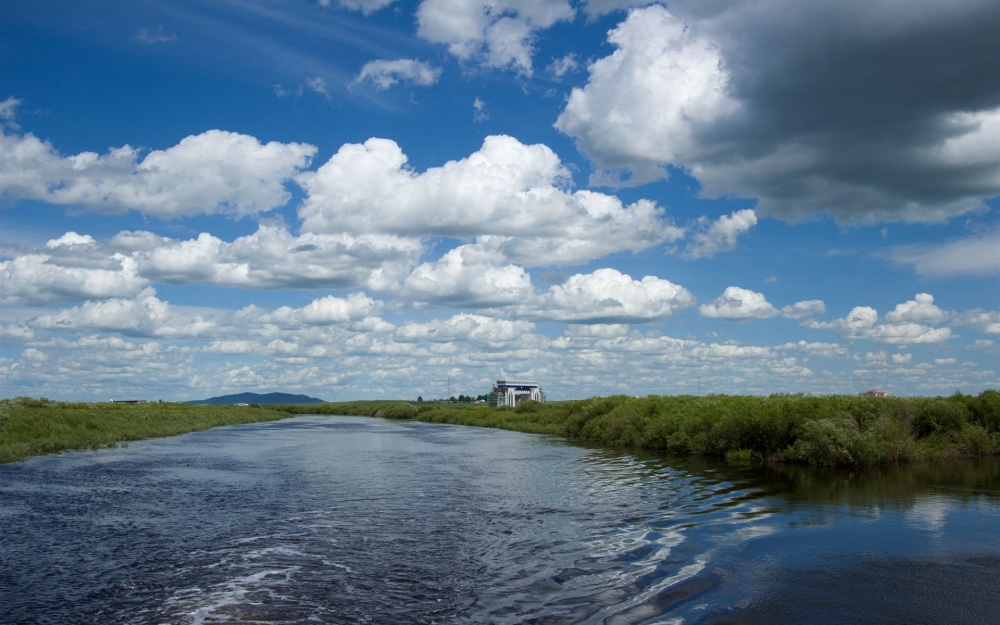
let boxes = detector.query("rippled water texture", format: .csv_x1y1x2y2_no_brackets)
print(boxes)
1,416,998,624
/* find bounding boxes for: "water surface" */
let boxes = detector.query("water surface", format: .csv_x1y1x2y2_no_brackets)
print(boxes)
1,416,997,624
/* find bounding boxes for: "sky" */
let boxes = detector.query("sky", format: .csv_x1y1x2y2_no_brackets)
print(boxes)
0,0,998,402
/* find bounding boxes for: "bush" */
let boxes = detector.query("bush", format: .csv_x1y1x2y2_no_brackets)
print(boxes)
378,403,419,419
961,425,996,456
965,390,1000,433
514,400,543,413
913,400,969,437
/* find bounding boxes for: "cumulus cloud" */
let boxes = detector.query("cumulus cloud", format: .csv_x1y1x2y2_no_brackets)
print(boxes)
699,287,777,320
401,243,533,306
264,293,384,326
31,288,217,338
296,135,680,265
953,310,1000,335
1,225,423,303
888,229,1000,277
511,268,694,323
683,209,757,259
354,59,442,90
555,2,1000,222
416,0,574,75
0,129,316,218
124,225,420,291
781,299,826,320
395,314,534,346
884,293,947,324
556,6,737,186
806,294,952,344
1,232,148,305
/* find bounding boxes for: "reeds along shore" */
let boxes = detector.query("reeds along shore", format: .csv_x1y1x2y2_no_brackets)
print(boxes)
280,392,1000,467
2,392,998,467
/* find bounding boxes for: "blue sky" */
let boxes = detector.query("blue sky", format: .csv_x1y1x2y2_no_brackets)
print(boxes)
1,0,997,401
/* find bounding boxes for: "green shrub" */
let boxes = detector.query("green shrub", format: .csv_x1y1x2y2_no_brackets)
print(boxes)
961,424,995,456
913,400,969,437
514,400,542,413
378,403,419,419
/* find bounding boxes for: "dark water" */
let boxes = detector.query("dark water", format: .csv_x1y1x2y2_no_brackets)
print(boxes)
1,416,998,624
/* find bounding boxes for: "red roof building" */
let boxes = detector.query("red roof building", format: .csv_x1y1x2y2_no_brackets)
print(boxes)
859,388,889,397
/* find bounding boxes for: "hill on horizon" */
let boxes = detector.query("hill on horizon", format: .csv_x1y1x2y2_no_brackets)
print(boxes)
186,392,326,405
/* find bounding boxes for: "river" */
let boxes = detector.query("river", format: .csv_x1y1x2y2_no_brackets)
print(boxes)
1,415,998,624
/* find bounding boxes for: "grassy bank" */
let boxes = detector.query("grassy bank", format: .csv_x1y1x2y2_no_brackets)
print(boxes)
0,397,292,464
280,391,1000,467
5,392,999,467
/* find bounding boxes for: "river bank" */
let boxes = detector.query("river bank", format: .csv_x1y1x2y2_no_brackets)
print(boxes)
4,392,998,466
279,392,1000,467
0,397,291,463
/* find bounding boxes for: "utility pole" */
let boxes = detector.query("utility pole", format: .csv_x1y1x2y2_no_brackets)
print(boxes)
448,375,452,400
698,376,701,397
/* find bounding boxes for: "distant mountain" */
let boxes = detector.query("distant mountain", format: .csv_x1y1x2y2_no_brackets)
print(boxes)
186,392,326,405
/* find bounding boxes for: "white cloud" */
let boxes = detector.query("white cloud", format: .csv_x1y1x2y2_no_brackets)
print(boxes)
699,286,778,320
354,59,442,90
2,225,423,304
776,340,849,359
554,3,1000,222
0,96,21,129
555,5,739,186
806,295,953,345
122,224,420,292
333,0,396,15
781,300,826,320
582,0,655,17
264,293,384,326
296,135,680,265
884,293,947,324
0,322,35,340
401,243,533,306
395,314,534,345
307,77,331,97
953,309,1000,335
473,97,488,121
416,0,574,75
547,53,578,78
0,129,316,218
684,209,757,259
31,288,217,339
1,233,148,305
892,353,912,364
888,229,1000,277
512,268,694,323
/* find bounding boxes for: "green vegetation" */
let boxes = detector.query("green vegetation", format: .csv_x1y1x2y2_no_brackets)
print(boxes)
0,397,292,464
289,392,1000,467
4,391,998,466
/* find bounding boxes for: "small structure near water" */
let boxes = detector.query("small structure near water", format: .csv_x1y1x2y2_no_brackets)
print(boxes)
859,388,890,397
488,380,544,408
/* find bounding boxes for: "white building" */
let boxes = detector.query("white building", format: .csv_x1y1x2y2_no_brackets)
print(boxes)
490,380,544,407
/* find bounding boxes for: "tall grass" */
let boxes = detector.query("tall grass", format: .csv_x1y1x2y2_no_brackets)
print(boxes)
0,397,292,464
